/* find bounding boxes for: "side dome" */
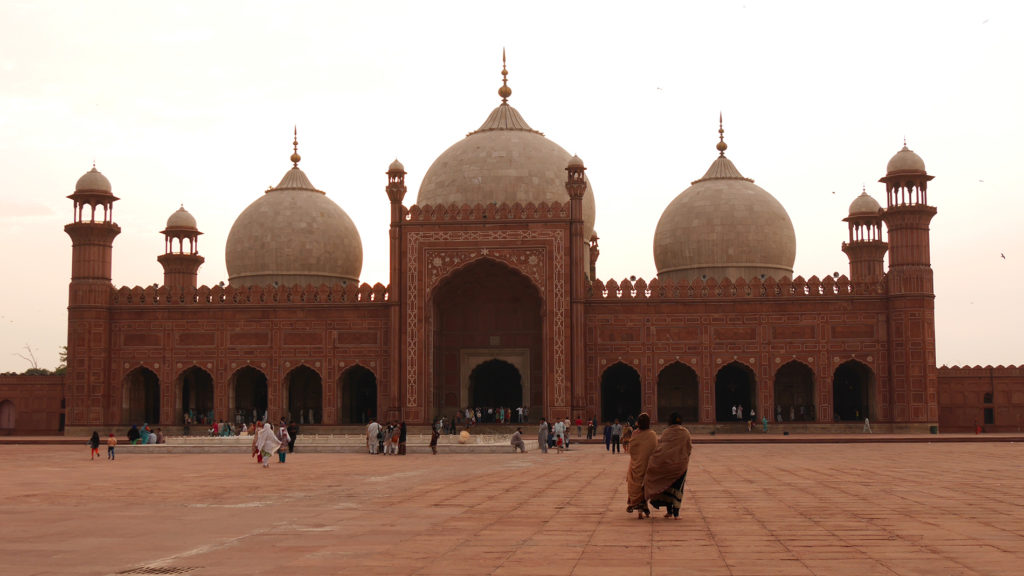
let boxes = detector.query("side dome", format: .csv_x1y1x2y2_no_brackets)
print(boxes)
654,129,796,283
225,150,362,287
886,144,926,174
165,205,198,230
848,190,881,216
415,64,596,238
76,165,112,193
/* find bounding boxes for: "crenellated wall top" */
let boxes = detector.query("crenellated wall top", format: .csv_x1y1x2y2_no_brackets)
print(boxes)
938,365,1024,374
111,282,389,306
402,200,570,223
588,274,886,300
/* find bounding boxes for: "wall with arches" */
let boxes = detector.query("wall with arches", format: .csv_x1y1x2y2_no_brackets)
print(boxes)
0,375,64,434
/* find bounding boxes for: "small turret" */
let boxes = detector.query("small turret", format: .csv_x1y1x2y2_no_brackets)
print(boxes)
158,205,204,290
841,189,887,284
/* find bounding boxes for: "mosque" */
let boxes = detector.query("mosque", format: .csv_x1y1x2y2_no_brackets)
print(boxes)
39,59,1019,436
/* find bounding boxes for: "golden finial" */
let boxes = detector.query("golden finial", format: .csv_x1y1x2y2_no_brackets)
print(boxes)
290,126,301,167
716,112,728,156
498,48,512,103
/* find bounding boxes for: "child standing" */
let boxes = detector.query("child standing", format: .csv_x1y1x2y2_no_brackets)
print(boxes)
89,431,100,460
106,433,117,460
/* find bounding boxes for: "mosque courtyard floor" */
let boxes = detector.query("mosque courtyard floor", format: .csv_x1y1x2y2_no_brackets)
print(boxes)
0,441,1021,576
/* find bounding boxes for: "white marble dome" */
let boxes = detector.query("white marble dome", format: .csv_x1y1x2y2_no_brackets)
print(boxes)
75,166,112,193
165,206,198,230
848,191,882,216
886,145,926,174
654,141,796,283
225,161,362,287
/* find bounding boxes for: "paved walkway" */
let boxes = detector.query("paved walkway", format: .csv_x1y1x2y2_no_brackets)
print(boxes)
1,441,1021,575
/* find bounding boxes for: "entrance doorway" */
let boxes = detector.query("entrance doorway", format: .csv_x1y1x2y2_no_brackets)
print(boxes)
715,362,756,422
123,367,160,425
339,365,377,424
468,359,523,417
833,360,875,421
231,366,268,424
601,362,641,422
657,362,699,423
773,361,815,421
178,366,214,424
286,365,322,424
0,400,14,431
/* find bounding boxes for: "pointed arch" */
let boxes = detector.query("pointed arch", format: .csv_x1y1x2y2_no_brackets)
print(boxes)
122,366,160,425
229,366,268,424
833,360,876,421
774,360,816,422
601,362,641,422
175,365,214,424
338,364,377,425
657,362,699,423
714,361,756,422
285,365,323,425
468,359,523,411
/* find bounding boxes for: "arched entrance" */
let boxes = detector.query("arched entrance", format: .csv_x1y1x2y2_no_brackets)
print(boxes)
123,367,160,425
432,259,543,415
0,400,14,431
657,362,699,422
774,361,815,421
715,362,756,422
177,366,214,424
601,362,641,422
833,360,875,421
286,365,322,424
469,359,523,414
231,366,268,424
339,365,377,424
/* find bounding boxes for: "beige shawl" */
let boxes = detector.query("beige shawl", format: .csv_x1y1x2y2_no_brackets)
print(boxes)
626,428,658,506
644,425,692,500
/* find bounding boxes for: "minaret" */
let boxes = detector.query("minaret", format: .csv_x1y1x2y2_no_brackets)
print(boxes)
386,157,407,423
880,142,938,426
841,188,887,284
158,205,204,291
566,155,587,420
64,164,121,428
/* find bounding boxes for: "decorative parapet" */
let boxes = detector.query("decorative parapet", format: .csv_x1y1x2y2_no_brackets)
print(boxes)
111,282,389,305
403,201,570,223
588,275,887,300
938,365,1024,375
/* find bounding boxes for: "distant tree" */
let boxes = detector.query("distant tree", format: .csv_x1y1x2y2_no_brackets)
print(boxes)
55,345,67,375
14,344,40,371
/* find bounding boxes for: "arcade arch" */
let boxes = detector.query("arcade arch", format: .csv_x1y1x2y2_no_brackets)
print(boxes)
0,399,14,431
715,362,756,422
176,366,214,424
286,365,322,424
230,366,268,423
468,359,523,415
657,362,699,422
833,360,876,421
431,258,543,415
601,362,641,423
338,365,377,425
122,367,160,425
774,361,816,421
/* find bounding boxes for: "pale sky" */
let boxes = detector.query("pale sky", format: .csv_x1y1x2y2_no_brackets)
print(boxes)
1,1,1021,373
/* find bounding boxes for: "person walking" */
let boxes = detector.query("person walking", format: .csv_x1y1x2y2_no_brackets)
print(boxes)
398,421,408,455
537,418,549,453
106,433,117,460
256,422,281,468
611,419,623,454
645,412,693,519
286,420,298,453
430,424,440,455
366,418,380,454
625,413,657,519
863,417,872,433
603,421,612,451
88,431,100,460
276,423,291,463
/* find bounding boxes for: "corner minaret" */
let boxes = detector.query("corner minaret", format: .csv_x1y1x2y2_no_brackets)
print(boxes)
386,158,407,423
64,164,121,428
880,142,938,427
158,205,204,291
841,188,887,284
566,155,587,421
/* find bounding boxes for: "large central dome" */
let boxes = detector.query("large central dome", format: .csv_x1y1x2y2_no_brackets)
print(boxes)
226,139,362,287
416,60,596,239
654,124,796,283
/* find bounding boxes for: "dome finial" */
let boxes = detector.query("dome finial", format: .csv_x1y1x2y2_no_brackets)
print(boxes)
498,48,512,103
290,126,301,167
716,112,728,156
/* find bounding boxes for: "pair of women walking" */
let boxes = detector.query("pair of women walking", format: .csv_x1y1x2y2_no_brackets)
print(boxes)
625,412,692,520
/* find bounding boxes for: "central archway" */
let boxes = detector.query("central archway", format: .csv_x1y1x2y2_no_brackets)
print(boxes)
657,362,699,423
468,359,523,412
177,366,214,424
715,362,756,422
231,366,268,424
601,362,641,422
432,258,543,417
338,365,377,425
833,360,875,421
774,361,815,421
286,365,322,425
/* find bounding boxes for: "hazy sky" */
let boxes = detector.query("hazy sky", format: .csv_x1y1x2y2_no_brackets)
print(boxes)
1,1,1021,373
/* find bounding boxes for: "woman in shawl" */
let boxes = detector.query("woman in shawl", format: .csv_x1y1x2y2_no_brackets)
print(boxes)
255,422,281,468
644,412,692,519
625,413,657,519
89,431,101,460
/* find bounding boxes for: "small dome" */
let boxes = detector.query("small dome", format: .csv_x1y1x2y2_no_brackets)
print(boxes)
654,140,796,283
389,158,405,172
886,145,926,174
226,162,362,287
567,155,584,169
165,206,198,230
848,191,881,216
75,166,112,193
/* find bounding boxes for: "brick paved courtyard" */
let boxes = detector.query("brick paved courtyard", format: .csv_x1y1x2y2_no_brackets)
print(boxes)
1,441,1022,575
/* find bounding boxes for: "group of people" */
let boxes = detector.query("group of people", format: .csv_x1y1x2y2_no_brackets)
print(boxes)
452,405,529,427
535,417,573,453
365,418,408,455
88,431,117,460
625,412,693,520
126,424,165,445
251,419,296,468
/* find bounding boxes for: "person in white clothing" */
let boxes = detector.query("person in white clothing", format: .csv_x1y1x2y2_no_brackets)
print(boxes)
366,418,381,454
